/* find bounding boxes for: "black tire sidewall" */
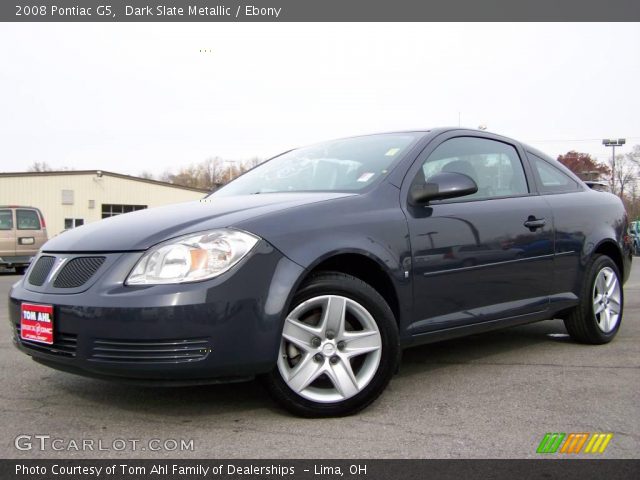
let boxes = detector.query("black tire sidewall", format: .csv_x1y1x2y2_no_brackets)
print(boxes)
264,272,399,417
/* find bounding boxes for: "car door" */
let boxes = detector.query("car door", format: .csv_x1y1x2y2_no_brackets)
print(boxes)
0,208,16,260
402,134,554,334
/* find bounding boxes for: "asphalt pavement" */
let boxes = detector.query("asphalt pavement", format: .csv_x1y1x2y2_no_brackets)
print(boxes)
1,264,638,459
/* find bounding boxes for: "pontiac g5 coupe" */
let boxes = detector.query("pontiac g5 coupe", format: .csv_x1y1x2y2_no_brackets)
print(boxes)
9,129,632,417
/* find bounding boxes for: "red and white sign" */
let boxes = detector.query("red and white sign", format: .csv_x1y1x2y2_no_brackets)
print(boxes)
20,303,54,345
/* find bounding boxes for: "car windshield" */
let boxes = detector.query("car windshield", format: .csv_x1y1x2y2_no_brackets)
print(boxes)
211,133,420,196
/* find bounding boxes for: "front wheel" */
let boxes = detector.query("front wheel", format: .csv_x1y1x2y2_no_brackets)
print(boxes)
563,254,623,344
264,272,399,417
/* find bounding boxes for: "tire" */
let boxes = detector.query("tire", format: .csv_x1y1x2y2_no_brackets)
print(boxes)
563,254,623,344
14,266,27,275
263,272,400,417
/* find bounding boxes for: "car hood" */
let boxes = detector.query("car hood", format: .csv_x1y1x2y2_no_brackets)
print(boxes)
43,192,355,252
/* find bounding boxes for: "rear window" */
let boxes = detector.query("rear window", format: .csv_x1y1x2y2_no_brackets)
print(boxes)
529,153,581,194
16,209,40,230
0,209,12,230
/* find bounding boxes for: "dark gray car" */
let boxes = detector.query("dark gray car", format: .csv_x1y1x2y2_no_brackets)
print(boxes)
8,128,632,416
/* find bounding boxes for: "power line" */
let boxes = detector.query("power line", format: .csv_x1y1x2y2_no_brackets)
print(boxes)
531,137,640,143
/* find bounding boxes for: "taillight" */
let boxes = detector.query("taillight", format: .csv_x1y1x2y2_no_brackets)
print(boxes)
39,214,46,229
443,249,454,259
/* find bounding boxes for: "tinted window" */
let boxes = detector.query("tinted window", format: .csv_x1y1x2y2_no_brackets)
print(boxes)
0,209,13,230
16,209,40,230
529,154,580,194
213,133,420,196
417,137,529,200
101,204,147,219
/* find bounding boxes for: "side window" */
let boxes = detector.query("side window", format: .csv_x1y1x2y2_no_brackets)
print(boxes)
416,137,529,201
16,209,40,230
529,154,580,194
0,209,13,230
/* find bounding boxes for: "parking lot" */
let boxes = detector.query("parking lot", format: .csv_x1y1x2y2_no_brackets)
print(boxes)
1,264,638,459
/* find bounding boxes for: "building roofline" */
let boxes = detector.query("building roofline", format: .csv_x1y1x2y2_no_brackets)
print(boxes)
0,170,209,193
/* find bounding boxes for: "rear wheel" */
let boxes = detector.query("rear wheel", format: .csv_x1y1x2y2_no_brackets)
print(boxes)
264,272,399,417
14,266,27,275
563,255,623,344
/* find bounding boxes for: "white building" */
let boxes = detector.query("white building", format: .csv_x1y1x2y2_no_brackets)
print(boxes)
0,170,208,236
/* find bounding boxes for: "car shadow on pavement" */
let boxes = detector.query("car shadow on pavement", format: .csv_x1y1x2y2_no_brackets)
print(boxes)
398,318,573,379
52,374,272,417
48,319,573,417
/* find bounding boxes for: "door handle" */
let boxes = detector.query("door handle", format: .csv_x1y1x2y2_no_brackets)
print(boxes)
524,216,546,231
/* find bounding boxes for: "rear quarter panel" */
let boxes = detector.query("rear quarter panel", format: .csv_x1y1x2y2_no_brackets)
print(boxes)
544,189,630,296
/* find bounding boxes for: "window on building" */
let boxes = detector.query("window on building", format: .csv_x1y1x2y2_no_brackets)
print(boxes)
61,189,74,205
64,218,84,230
101,204,147,219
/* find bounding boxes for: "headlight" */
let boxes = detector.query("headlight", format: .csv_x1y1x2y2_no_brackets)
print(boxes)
126,229,260,285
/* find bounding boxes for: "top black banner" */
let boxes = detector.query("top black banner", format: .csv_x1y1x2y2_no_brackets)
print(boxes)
2,0,640,22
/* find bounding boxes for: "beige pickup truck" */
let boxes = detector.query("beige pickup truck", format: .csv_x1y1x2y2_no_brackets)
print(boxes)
0,206,48,274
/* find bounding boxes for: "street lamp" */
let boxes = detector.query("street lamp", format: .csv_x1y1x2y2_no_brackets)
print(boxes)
602,138,626,195
602,138,626,163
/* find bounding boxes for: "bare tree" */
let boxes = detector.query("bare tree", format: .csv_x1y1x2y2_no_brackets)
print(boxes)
199,157,224,189
606,145,640,198
28,161,53,172
138,170,155,180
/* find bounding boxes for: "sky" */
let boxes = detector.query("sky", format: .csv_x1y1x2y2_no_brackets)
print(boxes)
0,23,639,176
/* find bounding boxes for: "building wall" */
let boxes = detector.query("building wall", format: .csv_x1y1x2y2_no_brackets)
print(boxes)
0,173,206,236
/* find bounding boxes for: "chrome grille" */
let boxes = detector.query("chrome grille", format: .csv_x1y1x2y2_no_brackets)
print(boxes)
53,257,105,288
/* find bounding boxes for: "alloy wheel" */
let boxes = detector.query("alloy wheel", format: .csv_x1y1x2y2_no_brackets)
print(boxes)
277,295,382,403
592,267,621,333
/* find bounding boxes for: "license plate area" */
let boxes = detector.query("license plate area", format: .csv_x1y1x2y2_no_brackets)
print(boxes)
20,303,54,345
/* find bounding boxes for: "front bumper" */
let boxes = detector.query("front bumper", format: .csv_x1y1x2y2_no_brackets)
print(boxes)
8,241,304,384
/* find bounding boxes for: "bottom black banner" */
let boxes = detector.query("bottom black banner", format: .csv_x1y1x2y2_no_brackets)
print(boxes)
1,459,639,480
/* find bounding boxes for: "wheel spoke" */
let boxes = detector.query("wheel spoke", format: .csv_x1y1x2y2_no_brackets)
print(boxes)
603,308,612,332
596,273,607,294
341,330,382,358
605,272,615,290
320,296,346,337
282,317,319,351
608,296,621,313
286,355,323,393
326,359,359,399
593,293,604,304
593,302,605,315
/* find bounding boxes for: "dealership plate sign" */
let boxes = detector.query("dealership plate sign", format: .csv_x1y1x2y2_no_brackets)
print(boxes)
20,303,54,344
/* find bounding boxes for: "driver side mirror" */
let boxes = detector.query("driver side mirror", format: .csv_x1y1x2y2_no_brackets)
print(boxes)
409,171,478,205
